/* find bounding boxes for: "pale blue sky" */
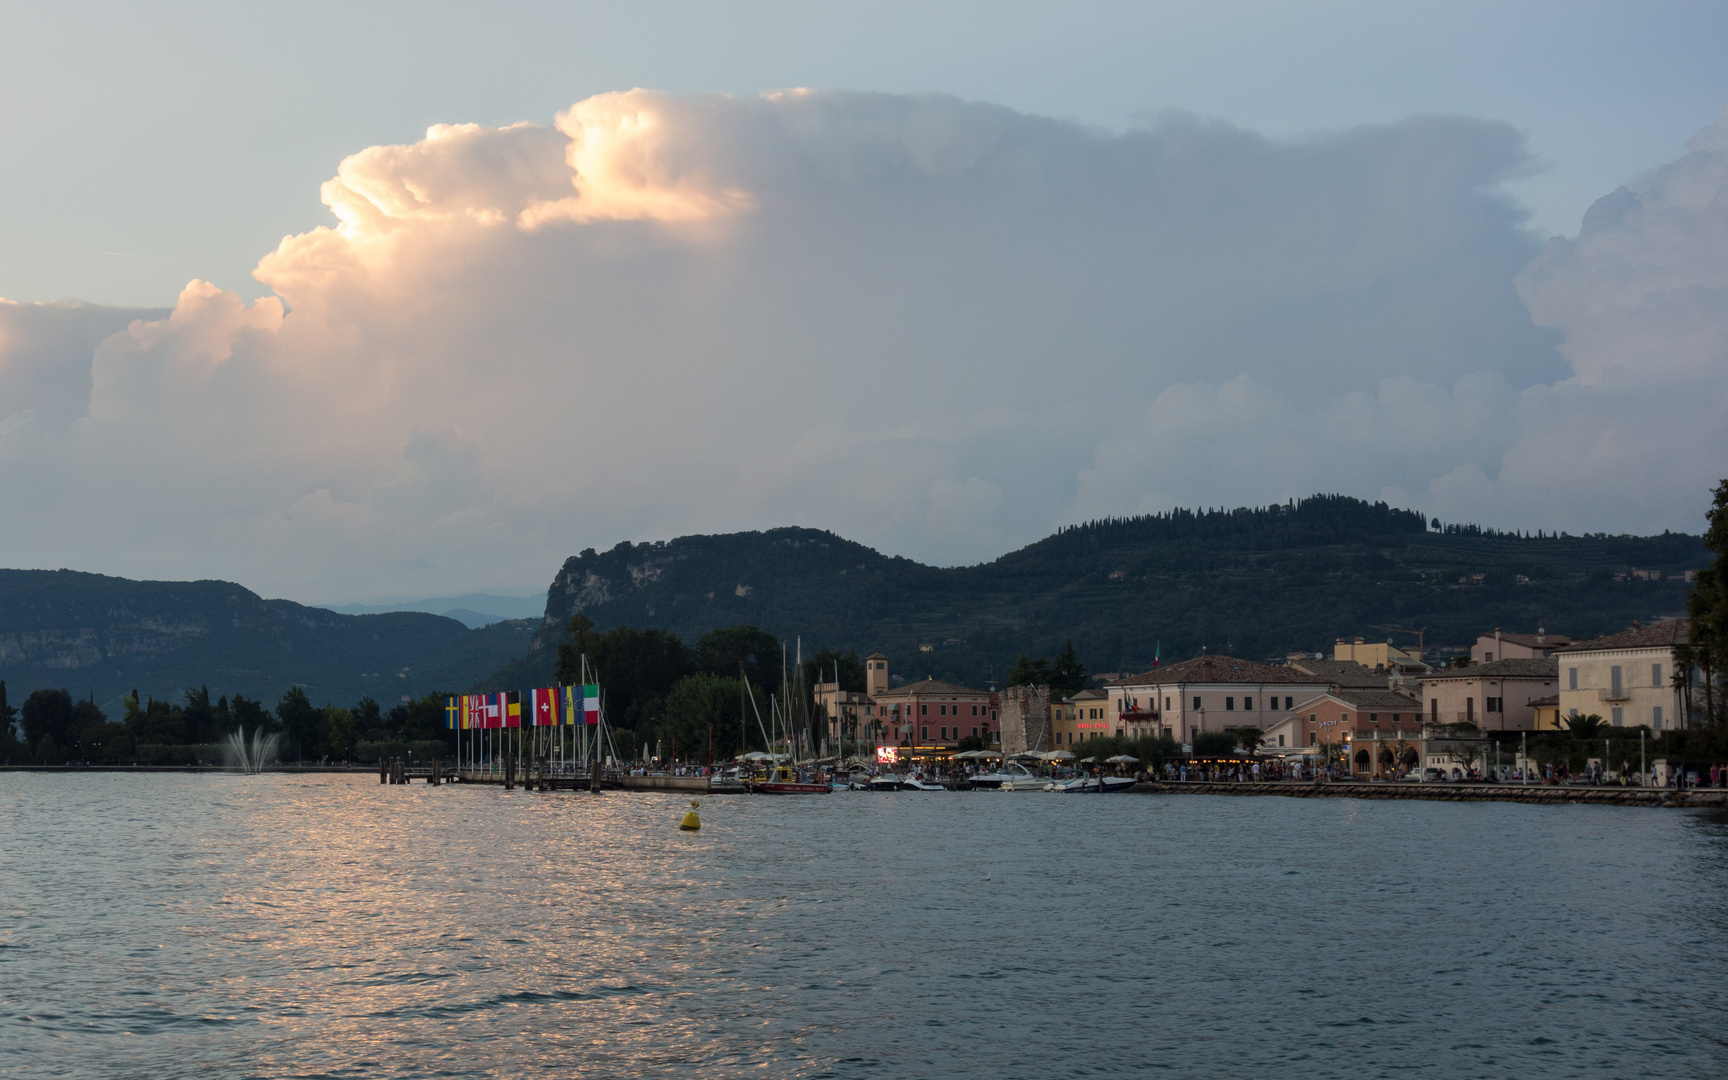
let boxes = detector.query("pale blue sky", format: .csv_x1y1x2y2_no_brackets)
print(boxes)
2,0,1725,307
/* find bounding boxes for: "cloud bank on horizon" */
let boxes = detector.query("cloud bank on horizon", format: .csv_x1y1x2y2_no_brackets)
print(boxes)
1,90,1725,602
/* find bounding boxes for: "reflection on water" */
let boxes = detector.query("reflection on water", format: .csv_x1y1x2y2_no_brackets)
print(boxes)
2,774,1726,1078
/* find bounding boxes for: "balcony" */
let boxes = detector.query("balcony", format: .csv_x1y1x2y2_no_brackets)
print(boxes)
1597,687,1629,702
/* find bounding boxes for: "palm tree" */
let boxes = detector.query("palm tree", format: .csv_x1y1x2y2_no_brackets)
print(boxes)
1561,712,1608,740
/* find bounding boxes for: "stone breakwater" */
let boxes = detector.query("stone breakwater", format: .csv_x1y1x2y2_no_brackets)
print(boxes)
1132,781,1728,808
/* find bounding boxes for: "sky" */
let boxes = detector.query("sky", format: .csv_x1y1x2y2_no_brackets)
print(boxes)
0,1,1725,604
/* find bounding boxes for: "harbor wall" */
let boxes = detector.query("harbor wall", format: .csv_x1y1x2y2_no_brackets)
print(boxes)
1132,781,1728,807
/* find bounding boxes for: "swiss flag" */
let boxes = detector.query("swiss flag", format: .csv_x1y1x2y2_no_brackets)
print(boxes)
530,687,560,727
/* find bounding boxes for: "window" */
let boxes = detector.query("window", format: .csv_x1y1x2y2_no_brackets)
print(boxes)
1368,713,1378,725
1611,707,1623,726
1486,697,1502,713
1278,734,1285,747
921,726,928,740
1243,697,1253,711
1568,667,1578,690
972,727,978,738
1166,697,1171,710
1225,697,1235,711
939,726,946,739
1652,663,1662,688
1610,666,1623,697
1193,696,1202,710
920,704,928,715
1653,706,1664,730
1309,731,1316,746
1285,696,1293,710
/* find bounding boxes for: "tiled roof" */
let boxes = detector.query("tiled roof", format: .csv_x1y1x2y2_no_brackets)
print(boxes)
1107,655,1332,687
1554,619,1690,655
1290,689,1422,712
872,677,989,699
1478,630,1576,649
1334,690,1424,711
1285,658,1388,687
1423,657,1558,681
1065,687,1108,702
1528,695,1559,707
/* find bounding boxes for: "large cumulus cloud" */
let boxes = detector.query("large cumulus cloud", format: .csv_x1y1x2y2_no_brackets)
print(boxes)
0,90,1719,601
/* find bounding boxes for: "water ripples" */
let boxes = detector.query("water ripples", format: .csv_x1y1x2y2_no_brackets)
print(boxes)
1,775,1726,1077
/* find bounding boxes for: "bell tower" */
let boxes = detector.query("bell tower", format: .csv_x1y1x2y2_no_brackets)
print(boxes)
865,653,890,698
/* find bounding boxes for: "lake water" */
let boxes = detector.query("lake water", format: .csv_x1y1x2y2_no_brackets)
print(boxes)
2,774,1726,1078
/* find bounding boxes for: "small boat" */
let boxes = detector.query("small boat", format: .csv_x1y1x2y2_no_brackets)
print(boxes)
754,780,831,794
1058,775,1139,794
749,763,830,795
971,762,1042,790
902,775,946,792
868,774,909,791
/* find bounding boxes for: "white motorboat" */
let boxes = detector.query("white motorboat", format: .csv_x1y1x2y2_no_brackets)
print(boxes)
1058,775,1139,794
903,775,946,791
868,774,909,791
971,762,1043,790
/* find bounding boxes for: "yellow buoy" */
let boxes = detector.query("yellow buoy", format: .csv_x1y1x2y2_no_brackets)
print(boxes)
679,799,701,831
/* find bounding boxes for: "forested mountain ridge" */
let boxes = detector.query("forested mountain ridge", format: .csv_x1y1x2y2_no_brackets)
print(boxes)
0,569,535,712
490,496,1706,690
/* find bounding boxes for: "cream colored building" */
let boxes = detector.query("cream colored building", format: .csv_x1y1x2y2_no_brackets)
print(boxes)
1418,658,1557,732
1106,655,1330,744
1555,620,1688,731
1471,628,1576,664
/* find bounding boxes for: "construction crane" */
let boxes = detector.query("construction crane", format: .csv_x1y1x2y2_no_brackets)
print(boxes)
1369,625,1427,659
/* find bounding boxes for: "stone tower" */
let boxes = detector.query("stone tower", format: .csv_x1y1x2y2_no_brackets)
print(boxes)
998,684,1052,756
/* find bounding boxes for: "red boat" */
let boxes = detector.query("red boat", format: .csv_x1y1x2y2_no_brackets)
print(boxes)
750,780,831,794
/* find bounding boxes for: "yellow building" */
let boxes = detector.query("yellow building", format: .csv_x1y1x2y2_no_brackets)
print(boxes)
1049,688,1110,747
1531,695,1561,731
1334,637,1424,671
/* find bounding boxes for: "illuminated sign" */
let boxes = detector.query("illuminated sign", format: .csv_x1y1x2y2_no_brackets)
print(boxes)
1078,722,1109,730
876,745,900,764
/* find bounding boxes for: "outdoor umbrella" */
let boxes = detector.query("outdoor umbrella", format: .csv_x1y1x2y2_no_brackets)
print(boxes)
1106,754,1140,763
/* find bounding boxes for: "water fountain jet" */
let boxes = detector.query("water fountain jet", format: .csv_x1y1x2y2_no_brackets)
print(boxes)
223,726,281,773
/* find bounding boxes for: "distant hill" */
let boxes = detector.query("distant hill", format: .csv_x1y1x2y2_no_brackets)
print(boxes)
0,570,537,713
322,592,546,627
486,495,1707,691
